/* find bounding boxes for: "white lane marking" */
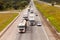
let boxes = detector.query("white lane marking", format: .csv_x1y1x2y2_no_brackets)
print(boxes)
41,25,50,40
38,11,50,40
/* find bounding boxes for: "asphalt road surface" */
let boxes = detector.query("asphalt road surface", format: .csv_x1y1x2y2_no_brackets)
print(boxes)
0,0,49,40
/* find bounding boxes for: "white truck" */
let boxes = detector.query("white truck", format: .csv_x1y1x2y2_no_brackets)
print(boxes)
23,12,28,21
28,13,35,26
18,20,27,33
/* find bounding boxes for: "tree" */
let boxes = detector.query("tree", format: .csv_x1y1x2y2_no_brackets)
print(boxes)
0,0,30,10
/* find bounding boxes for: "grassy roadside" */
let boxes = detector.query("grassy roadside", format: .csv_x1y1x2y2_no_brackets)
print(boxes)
34,1,60,32
0,13,18,32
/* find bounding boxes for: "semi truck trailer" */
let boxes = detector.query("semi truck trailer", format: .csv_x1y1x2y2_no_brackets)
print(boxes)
28,13,35,26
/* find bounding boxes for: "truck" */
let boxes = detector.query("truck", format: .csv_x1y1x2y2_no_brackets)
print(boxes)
17,20,27,33
23,12,28,21
28,13,35,26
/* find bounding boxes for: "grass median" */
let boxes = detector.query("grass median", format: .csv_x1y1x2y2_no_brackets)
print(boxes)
34,1,60,32
0,13,18,32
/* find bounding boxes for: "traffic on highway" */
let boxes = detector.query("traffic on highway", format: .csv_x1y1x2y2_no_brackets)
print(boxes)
17,4,42,33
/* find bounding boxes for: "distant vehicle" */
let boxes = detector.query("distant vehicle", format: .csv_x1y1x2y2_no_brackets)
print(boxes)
28,8,30,12
31,10,33,13
17,20,27,33
29,5,31,8
30,8,34,13
36,14,38,16
28,13,35,26
37,21,42,26
36,15,38,16
23,12,28,21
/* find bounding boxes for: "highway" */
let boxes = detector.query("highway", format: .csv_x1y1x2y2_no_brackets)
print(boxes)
0,0,50,40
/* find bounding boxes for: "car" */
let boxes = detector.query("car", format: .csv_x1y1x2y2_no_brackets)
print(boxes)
30,10,33,13
28,8,30,12
35,13,38,16
36,14,38,16
37,21,42,26
31,11,33,13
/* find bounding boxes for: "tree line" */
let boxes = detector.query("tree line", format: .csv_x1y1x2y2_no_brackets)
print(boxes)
0,0,30,10
40,0,60,4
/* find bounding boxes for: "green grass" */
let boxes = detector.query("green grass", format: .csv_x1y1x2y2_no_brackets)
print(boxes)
0,13,18,32
34,1,60,32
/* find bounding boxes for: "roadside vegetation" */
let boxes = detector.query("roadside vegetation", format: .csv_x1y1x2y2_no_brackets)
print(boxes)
34,1,60,32
0,0,30,10
0,13,18,32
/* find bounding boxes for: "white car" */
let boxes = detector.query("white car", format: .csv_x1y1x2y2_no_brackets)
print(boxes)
36,14,38,16
37,21,42,26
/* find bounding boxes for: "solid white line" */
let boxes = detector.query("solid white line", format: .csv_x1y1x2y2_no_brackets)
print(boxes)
41,25,50,40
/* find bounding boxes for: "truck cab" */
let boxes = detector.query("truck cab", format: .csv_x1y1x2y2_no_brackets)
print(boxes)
18,20,27,33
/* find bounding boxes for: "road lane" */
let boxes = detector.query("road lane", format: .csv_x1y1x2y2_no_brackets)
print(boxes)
31,0,49,40
0,8,29,40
